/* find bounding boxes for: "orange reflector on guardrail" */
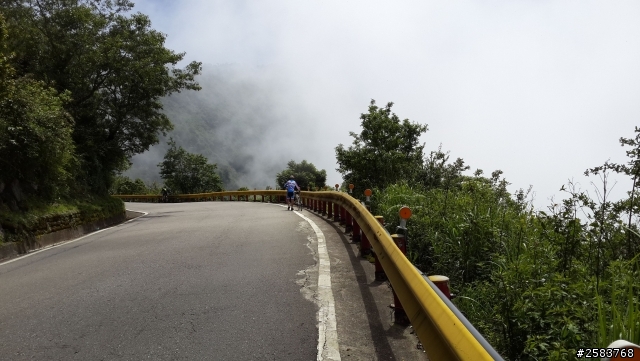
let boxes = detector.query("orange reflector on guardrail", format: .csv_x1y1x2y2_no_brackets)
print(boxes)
399,206,412,220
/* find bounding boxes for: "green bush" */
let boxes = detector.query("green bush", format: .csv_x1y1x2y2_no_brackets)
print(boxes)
0,196,124,243
110,176,160,195
374,179,638,360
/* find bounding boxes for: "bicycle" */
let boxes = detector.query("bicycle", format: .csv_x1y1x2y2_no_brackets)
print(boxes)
295,191,303,211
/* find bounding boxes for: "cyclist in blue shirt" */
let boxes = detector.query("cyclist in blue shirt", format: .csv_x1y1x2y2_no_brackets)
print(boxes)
284,175,300,211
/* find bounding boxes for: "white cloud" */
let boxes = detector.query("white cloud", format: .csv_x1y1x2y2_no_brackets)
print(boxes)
133,0,640,207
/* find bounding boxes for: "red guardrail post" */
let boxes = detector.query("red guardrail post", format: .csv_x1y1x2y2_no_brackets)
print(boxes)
359,224,370,255
327,202,333,218
333,203,339,222
339,206,346,225
391,233,408,324
359,189,372,254
322,200,327,216
351,218,360,242
373,216,386,281
345,211,353,233
428,275,452,300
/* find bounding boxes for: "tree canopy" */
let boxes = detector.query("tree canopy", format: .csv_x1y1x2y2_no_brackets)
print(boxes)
158,139,223,194
0,14,75,207
275,160,326,191
0,0,201,195
335,99,428,195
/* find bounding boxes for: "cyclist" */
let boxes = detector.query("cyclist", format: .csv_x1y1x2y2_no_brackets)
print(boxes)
284,175,300,211
161,186,169,202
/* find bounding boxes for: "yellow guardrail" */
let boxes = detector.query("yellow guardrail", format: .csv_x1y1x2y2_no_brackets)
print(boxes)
112,189,501,360
113,190,287,202
303,191,498,360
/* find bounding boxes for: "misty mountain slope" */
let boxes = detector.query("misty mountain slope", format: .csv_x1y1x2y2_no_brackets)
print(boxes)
125,64,322,190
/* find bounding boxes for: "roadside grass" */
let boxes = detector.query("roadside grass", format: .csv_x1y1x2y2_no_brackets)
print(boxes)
0,196,124,244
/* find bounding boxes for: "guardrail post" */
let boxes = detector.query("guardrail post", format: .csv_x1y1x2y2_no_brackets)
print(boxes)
339,206,346,225
351,218,361,242
391,233,408,324
333,203,339,222
327,202,333,218
428,275,452,300
387,207,412,324
345,211,353,233
359,224,370,255
358,189,373,254
322,200,327,216
373,216,386,281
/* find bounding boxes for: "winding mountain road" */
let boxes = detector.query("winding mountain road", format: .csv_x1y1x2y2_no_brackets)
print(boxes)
0,202,426,361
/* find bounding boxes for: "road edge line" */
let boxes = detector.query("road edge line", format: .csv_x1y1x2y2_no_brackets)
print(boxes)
0,209,148,267
284,204,341,361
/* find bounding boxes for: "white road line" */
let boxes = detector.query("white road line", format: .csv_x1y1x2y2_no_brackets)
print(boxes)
0,210,148,267
276,204,341,361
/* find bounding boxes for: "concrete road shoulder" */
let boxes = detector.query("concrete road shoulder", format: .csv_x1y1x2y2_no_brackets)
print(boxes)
302,210,428,361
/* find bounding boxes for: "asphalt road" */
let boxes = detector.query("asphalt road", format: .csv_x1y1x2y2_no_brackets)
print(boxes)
0,202,318,360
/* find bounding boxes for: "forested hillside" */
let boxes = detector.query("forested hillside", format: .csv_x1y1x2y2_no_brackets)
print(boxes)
125,64,309,190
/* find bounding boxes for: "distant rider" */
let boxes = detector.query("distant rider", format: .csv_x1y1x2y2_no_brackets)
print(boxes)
284,175,300,211
161,186,169,202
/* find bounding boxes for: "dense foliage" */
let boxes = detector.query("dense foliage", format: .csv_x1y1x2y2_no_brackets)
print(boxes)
343,100,640,360
335,99,427,196
275,160,327,191
0,0,201,199
0,14,75,207
0,194,124,243
109,175,161,195
158,139,223,194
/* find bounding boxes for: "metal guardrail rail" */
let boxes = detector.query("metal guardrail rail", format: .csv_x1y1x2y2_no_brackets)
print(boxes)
114,190,502,360
113,190,287,202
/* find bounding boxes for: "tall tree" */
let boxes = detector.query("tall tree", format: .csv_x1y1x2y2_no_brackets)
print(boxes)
275,160,326,191
158,139,223,194
0,13,75,206
1,0,202,193
335,99,428,195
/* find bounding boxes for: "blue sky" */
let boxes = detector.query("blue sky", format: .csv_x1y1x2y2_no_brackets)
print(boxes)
130,0,640,209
